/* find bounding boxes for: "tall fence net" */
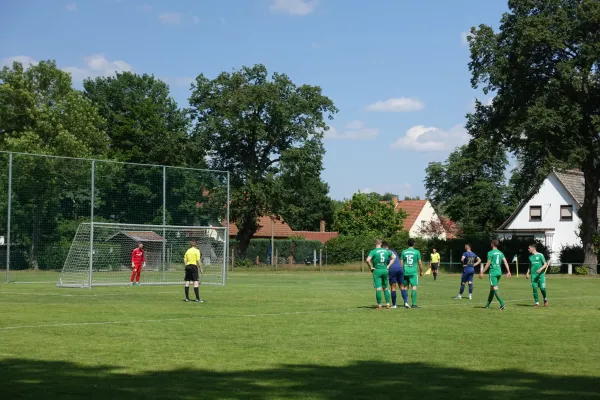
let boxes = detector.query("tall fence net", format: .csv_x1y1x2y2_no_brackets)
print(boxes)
0,152,229,284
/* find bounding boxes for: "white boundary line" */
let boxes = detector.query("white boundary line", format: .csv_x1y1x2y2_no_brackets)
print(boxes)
0,295,597,332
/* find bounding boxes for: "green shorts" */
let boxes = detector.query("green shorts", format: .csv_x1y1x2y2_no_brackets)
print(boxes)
489,273,501,287
372,269,389,289
403,274,419,287
531,274,546,289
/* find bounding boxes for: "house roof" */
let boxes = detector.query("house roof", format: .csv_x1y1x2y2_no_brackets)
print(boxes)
396,200,427,231
498,169,600,230
292,231,339,244
227,216,295,238
106,231,165,242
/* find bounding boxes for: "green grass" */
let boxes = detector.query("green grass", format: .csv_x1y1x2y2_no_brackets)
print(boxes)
0,272,599,399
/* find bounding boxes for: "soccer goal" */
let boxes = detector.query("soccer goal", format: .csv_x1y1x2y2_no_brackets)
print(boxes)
58,222,227,288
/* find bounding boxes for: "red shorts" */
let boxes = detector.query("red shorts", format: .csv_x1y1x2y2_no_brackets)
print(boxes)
133,263,143,271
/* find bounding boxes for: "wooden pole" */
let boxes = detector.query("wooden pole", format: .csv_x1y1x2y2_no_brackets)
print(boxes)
361,249,365,272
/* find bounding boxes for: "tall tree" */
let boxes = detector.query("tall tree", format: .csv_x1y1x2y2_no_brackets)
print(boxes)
425,138,512,236
467,0,600,272
189,64,337,255
0,60,108,268
333,192,406,237
84,72,210,226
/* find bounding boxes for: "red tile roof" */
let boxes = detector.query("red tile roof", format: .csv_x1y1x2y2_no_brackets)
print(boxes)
227,216,295,238
292,231,339,244
396,200,427,231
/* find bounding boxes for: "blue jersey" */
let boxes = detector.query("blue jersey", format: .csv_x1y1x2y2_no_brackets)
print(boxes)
462,251,478,267
389,249,401,270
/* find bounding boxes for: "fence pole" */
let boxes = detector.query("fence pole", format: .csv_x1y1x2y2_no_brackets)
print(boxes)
6,152,12,284
319,248,322,271
361,249,365,272
275,248,278,272
313,249,316,267
162,166,166,281
88,160,95,289
449,250,453,273
226,172,230,282
231,248,235,272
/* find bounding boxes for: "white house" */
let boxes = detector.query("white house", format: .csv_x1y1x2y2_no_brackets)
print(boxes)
496,169,600,264
393,199,450,239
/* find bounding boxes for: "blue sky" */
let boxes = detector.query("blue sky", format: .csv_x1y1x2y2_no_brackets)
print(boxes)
0,0,508,200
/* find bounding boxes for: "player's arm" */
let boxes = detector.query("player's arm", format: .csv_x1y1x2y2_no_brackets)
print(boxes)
131,250,136,268
386,253,396,270
461,255,466,264
526,266,531,280
474,257,482,267
366,255,374,272
480,260,490,277
418,259,423,276
503,257,512,278
197,251,203,274
538,255,548,274
142,250,146,268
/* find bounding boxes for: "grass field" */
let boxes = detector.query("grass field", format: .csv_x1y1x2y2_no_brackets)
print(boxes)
1,272,599,399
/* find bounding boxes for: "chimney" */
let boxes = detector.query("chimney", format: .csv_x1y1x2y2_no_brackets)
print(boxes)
392,196,398,206
320,220,326,233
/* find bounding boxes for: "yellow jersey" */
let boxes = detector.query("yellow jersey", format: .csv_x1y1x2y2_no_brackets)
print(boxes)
430,253,440,263
184,247,201,266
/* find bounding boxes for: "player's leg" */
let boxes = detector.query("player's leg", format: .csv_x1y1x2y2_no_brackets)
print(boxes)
410,275,419,308
433,264,438,281
539,275,548,306
531,278,540,306
373,271,383,308
491,275,505,309
455,272,467,299
184,266,192,301
401,276,410,308
467,274,473,299
382,274,391,308
389,271,398,308
193,266,201,301
130,266,137,285
135,264,142,284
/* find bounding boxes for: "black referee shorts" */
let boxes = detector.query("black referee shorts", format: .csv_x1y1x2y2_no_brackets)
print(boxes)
184,265,199,282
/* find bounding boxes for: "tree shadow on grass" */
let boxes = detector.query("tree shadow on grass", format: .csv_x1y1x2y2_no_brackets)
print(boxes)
1,358,598,400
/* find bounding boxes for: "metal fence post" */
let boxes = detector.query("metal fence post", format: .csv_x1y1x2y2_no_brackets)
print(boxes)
275,248,278,272
162,166,166,281
226,172,230,282
88,160,95,289
361,249,365,272
6,152,12,284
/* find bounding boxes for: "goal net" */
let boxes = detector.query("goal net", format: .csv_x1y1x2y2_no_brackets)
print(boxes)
58,222,227,287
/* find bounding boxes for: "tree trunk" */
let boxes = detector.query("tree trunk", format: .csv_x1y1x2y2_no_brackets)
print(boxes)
580,168,599,275
236,219,259,259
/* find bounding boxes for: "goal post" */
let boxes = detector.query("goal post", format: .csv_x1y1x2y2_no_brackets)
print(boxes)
58,222,227,288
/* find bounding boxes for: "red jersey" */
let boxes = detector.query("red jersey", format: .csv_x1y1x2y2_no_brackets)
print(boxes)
131,248,145,265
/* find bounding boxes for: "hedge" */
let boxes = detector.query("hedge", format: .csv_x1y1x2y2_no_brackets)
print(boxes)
230,239,323,264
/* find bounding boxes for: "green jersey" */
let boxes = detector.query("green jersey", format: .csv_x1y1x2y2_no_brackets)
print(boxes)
487,249,505,276
529,253,547,276
401,248,421,275
368,248,392,269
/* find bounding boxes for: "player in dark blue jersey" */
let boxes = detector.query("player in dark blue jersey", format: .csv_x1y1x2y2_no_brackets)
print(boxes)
454,244,481,300
382,241,409,308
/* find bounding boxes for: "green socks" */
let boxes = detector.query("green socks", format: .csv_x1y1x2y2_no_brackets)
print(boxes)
487,290,494,304
411,290,417,306
540,288,547,300
533,288,539,303
384,289,391,304
376,290,382,305
494,290,504,307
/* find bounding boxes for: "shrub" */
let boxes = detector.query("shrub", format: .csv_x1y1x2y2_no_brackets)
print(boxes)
548,265,561,274
560,245,585,264
574,266,589,275
234,258,253,268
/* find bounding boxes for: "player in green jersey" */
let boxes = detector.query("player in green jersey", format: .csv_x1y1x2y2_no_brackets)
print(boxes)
479,239,511,310
526,244,549,307
366,239,396,309
400,238,423,308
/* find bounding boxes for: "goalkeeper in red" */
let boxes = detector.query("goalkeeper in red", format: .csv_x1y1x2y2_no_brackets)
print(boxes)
130,242,146,286
366,239,396,310
526,244,549,307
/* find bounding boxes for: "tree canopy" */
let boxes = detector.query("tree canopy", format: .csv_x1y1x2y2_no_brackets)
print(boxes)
467,0,600,271
333,192,406,237
188,64,337,255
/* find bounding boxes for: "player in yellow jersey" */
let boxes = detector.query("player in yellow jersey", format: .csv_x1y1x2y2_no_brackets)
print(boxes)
183,240,204,302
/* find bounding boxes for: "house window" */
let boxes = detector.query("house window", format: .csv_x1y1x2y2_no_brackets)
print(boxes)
560,205,573,221
529,206,542,221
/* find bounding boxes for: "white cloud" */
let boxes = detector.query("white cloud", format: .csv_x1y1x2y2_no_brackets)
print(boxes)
159,12,182,24
461,31,472,45
270,0,318,16
391,124,469,152
63,54,133,82
65,3,78,12
192,16,200,24
365,97,424,113
323,121,379,141
1,56,38,69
